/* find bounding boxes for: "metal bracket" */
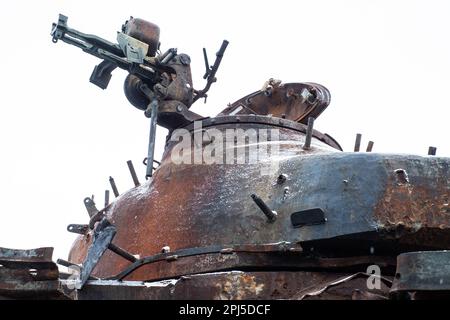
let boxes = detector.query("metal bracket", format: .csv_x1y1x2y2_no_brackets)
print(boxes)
117,32,149,64
78,218,138,289
79,218,116,288
391,251,450,293
67,224,89,235
83,197,99,218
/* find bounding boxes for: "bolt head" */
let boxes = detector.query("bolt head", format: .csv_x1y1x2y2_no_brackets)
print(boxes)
277,174,288,184
161,246,171,253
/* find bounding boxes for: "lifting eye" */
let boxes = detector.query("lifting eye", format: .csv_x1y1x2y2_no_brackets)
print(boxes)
394,169,409,184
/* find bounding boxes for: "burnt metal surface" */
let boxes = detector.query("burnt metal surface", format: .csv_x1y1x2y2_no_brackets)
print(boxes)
68,122,449,280
64,270,391,300
219,82,330,125
107,245,395,282
0,247,53,263
390,250,450,293
296,272,393,300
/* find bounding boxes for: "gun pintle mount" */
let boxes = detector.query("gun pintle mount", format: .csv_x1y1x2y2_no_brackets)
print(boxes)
50,14,228,125
51,14,228,178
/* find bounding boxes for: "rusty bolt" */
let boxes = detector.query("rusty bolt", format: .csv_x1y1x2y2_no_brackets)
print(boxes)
251,194,277,223
161,246,171,253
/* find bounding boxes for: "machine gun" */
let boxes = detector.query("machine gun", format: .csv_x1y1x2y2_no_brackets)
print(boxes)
52,14,163,90
51,14,228,178
50,14,228,108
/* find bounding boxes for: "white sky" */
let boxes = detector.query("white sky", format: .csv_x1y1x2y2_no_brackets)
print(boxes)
0,0,449,262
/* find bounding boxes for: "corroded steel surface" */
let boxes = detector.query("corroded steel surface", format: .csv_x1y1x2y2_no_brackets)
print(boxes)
0,247,53,263
67,115,450,281
0,247,67,299
0,247,394,300
373,158,450,248
66,271,391,300
219,83,330,124
68,118,341,277
391,251,450,292
110,250,395,282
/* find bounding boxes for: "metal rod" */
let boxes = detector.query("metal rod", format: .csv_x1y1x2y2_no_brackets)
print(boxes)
303,117,315,150
366,141,374,152
202,47,210,79
193,40,229,103
428,146,437,155
108,243,137,262
56,258,79,268
146,98,159,179
104,190,110,207
354,133,362,152
57,259,99,280
127,160,140,187
251,194,277,223
109,176,119,197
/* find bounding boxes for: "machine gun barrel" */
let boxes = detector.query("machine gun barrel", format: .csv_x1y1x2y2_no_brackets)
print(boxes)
50,14,163,86
51,15,124,59
51,14,228,107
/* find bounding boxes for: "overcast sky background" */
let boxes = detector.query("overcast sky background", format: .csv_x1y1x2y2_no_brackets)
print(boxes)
0,0,449,262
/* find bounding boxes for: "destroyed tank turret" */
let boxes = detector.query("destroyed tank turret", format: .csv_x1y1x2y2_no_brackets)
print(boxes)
0,15,449,300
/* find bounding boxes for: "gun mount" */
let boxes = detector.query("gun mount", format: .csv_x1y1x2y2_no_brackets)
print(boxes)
51,14,233,178
51,14,228,128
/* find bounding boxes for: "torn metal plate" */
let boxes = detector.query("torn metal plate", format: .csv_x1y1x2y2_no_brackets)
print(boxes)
0,247,67,299
391,250,450,293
